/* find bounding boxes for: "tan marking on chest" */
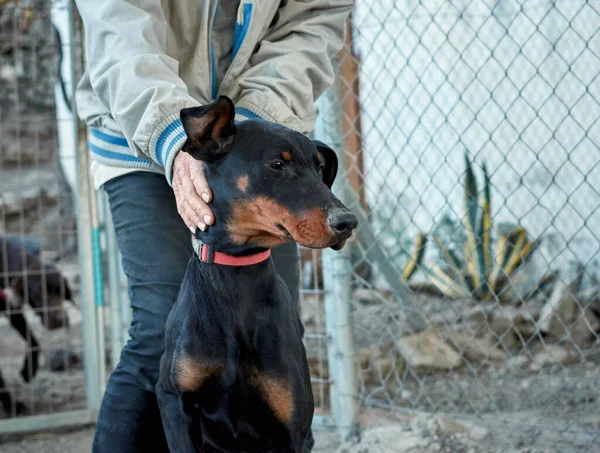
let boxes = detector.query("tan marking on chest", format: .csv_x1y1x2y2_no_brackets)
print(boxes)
249,371,294,424
237,175,249,192
175,358,220,393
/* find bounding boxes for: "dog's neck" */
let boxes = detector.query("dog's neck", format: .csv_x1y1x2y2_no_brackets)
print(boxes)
192,236,271,266
194,227,270,258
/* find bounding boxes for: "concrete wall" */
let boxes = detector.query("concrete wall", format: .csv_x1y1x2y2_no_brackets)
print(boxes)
353,0,600,277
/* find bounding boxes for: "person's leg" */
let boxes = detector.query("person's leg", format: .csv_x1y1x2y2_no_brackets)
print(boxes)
92,172,192,453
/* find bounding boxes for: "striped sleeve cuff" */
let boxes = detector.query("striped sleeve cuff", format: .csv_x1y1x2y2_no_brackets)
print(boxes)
148,113,188,185
89,127,154,169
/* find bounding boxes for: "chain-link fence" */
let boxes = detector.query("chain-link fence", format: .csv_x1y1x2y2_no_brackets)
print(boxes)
0,0,100,434
2,0,600,451
306,0,600,451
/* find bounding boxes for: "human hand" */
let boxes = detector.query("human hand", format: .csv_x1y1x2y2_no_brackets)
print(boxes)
172,151,214,232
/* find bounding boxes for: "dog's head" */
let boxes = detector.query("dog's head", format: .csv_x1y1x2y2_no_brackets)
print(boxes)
8,262,71,330
180,96,358,252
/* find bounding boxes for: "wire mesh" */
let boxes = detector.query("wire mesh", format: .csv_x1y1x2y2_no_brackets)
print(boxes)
307,0,600,451
0,0,85,423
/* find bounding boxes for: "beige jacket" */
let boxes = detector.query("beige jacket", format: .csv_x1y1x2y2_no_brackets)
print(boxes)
74,0,352,187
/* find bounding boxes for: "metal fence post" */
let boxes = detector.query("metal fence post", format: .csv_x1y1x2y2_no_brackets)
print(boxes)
68,0,102,411
314,67,360,443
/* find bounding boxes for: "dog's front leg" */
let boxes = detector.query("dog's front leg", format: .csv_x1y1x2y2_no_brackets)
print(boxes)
156,382,201,453
8,311,40,382
0,366,27,416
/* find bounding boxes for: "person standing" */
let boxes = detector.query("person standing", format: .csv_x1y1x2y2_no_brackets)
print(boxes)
73,1,352,451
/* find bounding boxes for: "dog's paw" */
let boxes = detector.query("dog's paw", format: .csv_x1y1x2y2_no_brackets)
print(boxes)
3,401,29,417
21,351,40,383
14,401,28,416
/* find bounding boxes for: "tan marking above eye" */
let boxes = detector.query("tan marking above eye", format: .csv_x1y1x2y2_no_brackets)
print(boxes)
175,357,221,392
249,370,294,424
237,175,249,192
282,151,292,161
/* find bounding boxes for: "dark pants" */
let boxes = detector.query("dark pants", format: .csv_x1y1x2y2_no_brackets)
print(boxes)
92,172,305,453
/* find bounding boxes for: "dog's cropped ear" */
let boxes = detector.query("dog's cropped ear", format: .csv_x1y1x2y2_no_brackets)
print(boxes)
10,276,24,295
314,141,338,188
180,96,236,163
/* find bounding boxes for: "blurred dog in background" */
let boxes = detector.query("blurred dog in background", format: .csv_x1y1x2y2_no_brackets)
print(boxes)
0,235,72,416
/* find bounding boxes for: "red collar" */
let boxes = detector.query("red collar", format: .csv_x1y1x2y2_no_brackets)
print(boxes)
0,287,5,299
192,237,271,266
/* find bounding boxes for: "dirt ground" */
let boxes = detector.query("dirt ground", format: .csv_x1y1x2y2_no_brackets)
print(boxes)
0,305,343,452
0,427,343,453
1,285,599,452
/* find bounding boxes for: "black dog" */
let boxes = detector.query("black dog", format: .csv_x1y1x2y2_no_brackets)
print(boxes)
0,236,72,416
157,97,358,452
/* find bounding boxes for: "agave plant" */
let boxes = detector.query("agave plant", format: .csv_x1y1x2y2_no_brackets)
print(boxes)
405,153,549,303
402,233,427,282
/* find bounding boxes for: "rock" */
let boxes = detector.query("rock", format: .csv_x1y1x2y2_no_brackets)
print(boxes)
369,358,404,389
464,306,489,324
504,354,531,371
397,329,462,372
445,330,507,362
429,415,489,441
430,414,466,437
538,281,600,346
335,425,431,453
533,345,580,367
358,346,404,390
358,346,378,369
489,305,538,339
353,288,392,305
579,286,600,319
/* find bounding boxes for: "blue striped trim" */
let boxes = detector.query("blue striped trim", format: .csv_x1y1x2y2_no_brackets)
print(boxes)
233,3,253,59
163,130,187,165
91,128,128,147
89,142,151,164
156,119,184,166
236,107,263,120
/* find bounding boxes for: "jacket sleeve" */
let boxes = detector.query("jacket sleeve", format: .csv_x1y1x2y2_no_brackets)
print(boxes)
231,0,353,133
75,0,199,182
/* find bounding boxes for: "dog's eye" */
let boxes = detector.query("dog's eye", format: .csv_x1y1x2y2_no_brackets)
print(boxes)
269,161,285,171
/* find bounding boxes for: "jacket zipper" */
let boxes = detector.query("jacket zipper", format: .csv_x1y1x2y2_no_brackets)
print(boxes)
233,0,252,60
209,0,219,100
219,0,253,96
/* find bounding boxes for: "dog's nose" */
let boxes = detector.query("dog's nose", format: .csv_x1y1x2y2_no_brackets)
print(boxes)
328,210,358,236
